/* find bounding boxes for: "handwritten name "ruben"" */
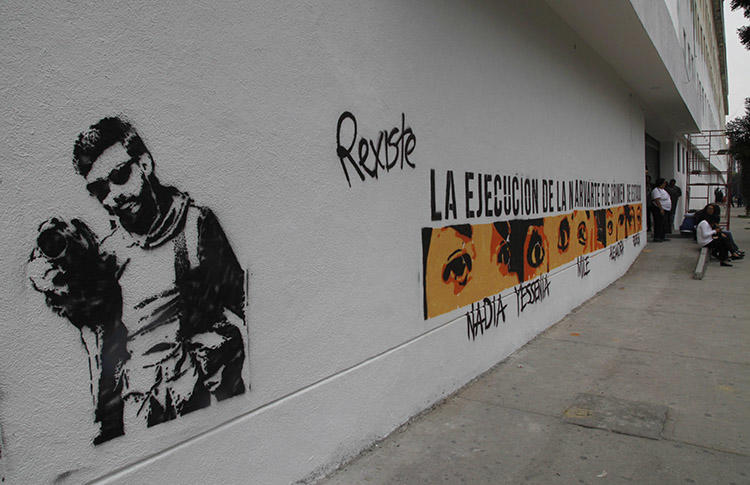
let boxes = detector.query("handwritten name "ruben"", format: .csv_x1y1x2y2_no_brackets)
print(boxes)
336,111,416,187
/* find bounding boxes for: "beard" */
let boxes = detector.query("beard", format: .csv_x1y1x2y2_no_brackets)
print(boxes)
113,190,158,235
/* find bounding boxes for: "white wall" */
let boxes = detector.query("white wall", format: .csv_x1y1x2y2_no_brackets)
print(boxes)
630,0,725,134
0,1,646,483
657,140,690,231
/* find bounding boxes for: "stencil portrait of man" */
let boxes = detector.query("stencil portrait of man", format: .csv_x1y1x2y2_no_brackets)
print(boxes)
28,116,247,444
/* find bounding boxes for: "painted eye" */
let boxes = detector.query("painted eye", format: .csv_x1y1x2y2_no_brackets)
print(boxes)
497,242,511,265
442,253,472,285
558,218,570,251
493,222,511,265
607,221,613,236
526,230,545,268
577,222,587,246
625,208,634,224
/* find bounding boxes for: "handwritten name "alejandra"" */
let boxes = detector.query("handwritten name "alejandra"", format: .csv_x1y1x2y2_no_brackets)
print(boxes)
336,111,416,187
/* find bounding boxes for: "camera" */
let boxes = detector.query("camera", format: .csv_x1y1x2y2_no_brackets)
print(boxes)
36,217,101,270
31,217,122,328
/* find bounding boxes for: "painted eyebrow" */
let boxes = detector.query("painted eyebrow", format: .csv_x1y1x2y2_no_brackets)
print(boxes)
446,249,462,261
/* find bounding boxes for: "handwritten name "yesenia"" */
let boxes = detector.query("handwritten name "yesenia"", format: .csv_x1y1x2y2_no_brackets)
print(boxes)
336,111,416,187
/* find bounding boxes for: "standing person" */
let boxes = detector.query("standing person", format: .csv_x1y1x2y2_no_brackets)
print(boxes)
28,116,248,444
651,178,671,242
645,173,653,233
665,179,682,234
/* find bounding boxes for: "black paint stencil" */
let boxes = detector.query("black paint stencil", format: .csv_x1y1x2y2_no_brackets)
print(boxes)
29,117,248,444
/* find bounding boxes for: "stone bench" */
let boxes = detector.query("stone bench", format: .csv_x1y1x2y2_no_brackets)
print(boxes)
693,246,708,280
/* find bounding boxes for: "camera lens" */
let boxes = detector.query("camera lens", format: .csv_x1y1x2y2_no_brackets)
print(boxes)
38,228,67,259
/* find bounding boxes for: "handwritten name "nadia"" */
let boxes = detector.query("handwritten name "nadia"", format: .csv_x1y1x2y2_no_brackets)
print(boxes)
336,111,416,187
466,294,508,341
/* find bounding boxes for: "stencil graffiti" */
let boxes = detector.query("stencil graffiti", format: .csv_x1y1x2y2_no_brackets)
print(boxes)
430,171,541,220
421,203,642,319
28,117,247,444
336,111,416,187
428,168,642,221
632,232,641,247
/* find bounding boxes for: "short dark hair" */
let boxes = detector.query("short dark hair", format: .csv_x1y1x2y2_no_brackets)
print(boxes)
72,116,148,176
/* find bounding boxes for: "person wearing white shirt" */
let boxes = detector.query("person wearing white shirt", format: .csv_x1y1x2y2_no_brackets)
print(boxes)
650,178,672,242
696,219,734,267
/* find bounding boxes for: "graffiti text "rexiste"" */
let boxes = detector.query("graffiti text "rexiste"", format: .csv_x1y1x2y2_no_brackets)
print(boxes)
336,111,416,187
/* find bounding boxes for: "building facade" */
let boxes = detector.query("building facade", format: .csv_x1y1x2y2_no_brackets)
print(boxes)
0,1,727,483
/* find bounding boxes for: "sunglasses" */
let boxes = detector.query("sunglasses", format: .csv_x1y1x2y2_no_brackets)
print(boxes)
86,158,137,201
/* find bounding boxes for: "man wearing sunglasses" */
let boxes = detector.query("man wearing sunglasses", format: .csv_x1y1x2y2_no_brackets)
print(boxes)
28,116,247,444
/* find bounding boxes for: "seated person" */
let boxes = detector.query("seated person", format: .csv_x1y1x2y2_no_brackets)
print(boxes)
694,204,744,256
694,203,719,226
720,229,744,257
693,204,719,240
696,218,741,266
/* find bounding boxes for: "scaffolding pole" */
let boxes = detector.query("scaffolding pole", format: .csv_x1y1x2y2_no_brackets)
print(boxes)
686,129,732,229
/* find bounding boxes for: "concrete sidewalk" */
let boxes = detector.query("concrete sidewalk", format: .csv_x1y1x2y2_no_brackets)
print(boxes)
318,216,750,485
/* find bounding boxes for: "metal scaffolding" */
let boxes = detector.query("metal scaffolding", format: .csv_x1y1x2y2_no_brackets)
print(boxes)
686,129,733,229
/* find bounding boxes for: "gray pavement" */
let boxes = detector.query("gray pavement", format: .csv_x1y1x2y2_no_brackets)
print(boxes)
318,215,750,485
